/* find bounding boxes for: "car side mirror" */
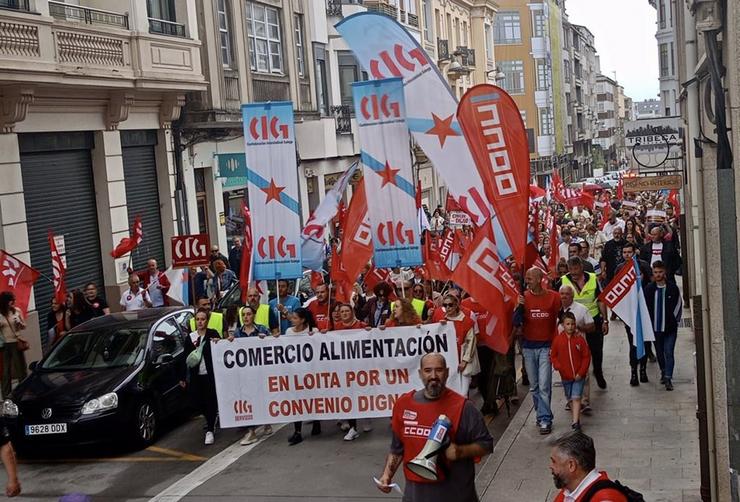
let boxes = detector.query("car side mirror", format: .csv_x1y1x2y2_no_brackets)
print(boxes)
155,353,174,365
28,361,37,372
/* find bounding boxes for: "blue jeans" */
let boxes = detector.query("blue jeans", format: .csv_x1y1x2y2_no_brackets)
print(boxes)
523,347,553,426
654,330,678,379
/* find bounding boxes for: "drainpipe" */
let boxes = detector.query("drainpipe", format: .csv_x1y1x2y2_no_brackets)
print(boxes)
172,123,190,235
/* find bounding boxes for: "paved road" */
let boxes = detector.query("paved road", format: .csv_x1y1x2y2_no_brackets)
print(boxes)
18,385,522,501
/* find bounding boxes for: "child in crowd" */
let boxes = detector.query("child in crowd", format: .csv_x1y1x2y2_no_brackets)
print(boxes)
551,312,591,430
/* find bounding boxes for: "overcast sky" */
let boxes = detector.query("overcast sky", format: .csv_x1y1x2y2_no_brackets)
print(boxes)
564,0,659,102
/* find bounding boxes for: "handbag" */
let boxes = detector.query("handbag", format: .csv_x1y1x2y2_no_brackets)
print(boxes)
16,338,29,352
186,339,205,368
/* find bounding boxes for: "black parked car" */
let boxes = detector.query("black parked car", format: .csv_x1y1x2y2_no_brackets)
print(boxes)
7,307,194,449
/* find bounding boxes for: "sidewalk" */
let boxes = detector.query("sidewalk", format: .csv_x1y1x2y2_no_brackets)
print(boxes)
475,319,701,502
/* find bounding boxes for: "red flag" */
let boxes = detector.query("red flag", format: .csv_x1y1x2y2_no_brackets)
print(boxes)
445,193,463,213
616,175,624,200
451,220,514,353
668,189,681,217
310,271,325,290
111,216,143,258
329,244,353,304
599,195,613,230
48,232,66,305
529,184,546,199
338,180,373,288
0,250,40,317
525,241,548,274
438,228,460,272
421,233,452,281
552,169,565,198
415,179,422,210
363,264,390,292
555,187,594,210
239,203,253,303
457,85,529,266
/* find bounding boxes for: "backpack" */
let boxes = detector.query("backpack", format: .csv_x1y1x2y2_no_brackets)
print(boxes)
582,479,645,502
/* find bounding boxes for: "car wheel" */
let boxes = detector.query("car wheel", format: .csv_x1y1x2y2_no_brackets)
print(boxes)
133,401,157,446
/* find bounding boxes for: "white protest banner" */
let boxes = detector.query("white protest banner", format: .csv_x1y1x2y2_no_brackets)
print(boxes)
212,323,461,427
448,211,472,227
646,209,667,222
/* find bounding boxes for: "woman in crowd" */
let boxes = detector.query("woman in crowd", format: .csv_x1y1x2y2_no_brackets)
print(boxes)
286,308,319,445
230,305,272,445
224,305,240,339
329,303,343,331
65,290,89,330
0,292,28,398
46,297,67,349
184,308,221,445
334,304,366,330
384,298,421,327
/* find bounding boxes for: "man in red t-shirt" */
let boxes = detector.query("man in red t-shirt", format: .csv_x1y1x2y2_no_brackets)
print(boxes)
516,267,561,435
550,432,628,501
304,283,335,331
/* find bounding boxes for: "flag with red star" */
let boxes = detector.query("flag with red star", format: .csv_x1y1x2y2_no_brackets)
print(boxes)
242,101,303,280
352,77,422,269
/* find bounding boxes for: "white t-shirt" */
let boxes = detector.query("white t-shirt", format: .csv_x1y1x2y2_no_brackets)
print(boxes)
147,272,165,307
650,242,664,265
189,332,208,375
558,241,571,262
120,289,149,311
559,301,595,333
285,326,310,335
602,219,625,241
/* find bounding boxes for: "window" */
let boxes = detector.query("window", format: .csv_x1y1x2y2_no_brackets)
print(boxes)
499,60,524,94
245,1,283,74
494,11,521,44
338,51,367,107
454,18,460,47
658,0,666,28
564,60,571,83
670,42,675,76
446,13,451,38
294,14,306,77
532,9,546,37
422,0,433,42
536,59,549,90
314,44,330,115
435,9,441,41
147,0,175,21
217,0,233,67
462,20,468,46
539,108,553,136
659,43,669,77
484,24,493,62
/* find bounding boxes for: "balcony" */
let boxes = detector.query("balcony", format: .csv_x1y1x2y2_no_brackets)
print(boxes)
0,0,205,93
49,1,128,29
364,1,397,19
149,17,185,37
330,105,352,134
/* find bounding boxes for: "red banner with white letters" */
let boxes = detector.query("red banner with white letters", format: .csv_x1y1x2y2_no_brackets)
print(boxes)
0,249,40,317
457,85,530,267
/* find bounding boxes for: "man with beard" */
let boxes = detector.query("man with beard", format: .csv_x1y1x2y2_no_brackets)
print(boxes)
600,227,627,284
550,432,628,501
377,353,492,501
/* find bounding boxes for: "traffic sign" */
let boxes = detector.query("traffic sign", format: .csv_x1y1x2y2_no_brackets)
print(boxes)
171,234,211,268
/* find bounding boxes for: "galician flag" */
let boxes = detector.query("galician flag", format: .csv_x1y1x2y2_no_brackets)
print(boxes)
599,258,655,358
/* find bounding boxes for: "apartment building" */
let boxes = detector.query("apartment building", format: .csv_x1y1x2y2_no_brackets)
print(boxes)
0,0,205,359
594,74,618,170
562,20,599,181
649,0,679,116
493,0,568,183
633,98,662,118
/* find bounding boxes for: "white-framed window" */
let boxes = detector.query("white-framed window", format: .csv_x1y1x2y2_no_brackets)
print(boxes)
245,1,283,74
422,0,433,43
532,9,546,37
659,43,668,77
294,14,305,77
493,11,521,44
217,0,233,67
536,59,549,90
499,60,524,94
539,107,553,135
462,20,468,46
484,24,493,62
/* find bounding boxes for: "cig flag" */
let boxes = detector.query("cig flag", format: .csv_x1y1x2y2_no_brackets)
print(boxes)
335,13,493,229
352,78,421,268
301,162,359,271
0,250,40,317
599,258,655,358
242,101,302,280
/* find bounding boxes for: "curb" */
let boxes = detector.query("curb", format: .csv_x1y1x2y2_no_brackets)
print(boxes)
475,390,534,496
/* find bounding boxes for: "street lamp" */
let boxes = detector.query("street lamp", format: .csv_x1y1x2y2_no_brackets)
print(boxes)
486,67,506,85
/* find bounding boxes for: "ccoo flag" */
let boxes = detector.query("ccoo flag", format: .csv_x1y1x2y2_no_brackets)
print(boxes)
457,85,530,267
242,102,302,280
599,258,655,358
335,13,494,231
352,78,421,268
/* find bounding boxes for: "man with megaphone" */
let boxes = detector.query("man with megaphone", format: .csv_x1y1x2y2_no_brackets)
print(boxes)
376,353,493,501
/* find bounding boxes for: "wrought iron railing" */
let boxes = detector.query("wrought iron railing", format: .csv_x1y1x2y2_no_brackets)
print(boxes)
49,1,129,29
406,12,419,27
0,0,30,11
148,17,186,37
330,105,352,134
326,0,343,17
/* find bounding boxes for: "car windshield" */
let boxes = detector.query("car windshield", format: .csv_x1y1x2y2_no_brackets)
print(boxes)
41,328,149,371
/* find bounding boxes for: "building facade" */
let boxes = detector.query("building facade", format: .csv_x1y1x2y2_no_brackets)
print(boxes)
633,97,662,118
562,21,599,182
649,0,679,117
0,0,205,361
492,0,568,183
594,74,619,171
